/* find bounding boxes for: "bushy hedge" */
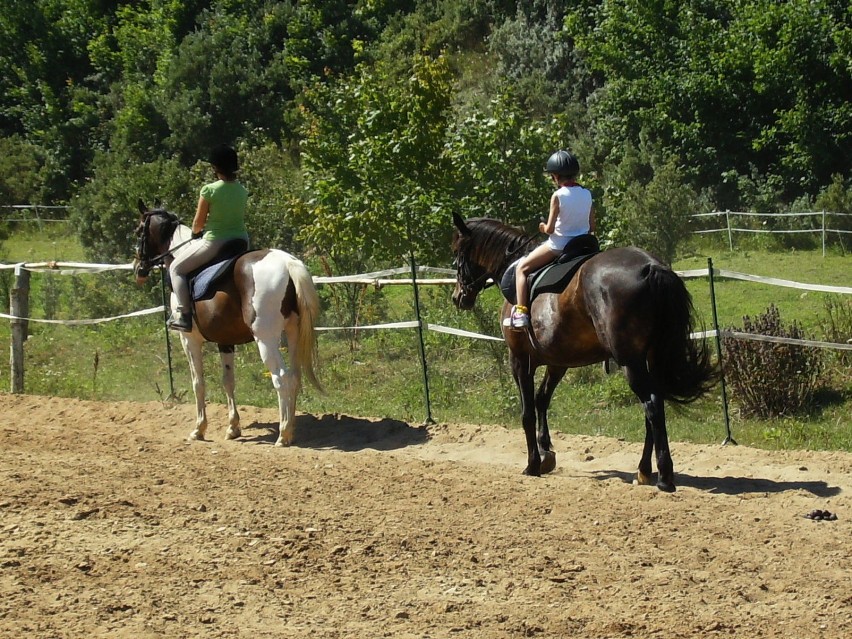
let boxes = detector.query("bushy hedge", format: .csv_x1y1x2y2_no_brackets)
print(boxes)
723,304,822,419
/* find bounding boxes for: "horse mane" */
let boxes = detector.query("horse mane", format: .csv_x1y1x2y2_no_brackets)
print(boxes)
146,208,181,245
463,217,531,272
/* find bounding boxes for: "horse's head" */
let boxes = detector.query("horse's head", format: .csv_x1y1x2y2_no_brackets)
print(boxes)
451,213,535,310
133,199,180,284
452,213,500,311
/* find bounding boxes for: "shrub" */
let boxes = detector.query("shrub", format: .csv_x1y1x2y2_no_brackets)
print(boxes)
723,304,822,419
820,295,852,369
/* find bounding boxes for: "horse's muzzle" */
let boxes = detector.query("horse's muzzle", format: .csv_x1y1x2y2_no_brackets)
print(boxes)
133,261,151,284
452,288,476,311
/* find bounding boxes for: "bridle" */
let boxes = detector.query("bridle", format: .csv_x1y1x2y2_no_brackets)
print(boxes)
454,243,495,300
135,210,186,277
454,228,537,300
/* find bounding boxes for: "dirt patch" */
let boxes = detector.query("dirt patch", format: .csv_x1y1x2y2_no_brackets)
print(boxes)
1,394,850,638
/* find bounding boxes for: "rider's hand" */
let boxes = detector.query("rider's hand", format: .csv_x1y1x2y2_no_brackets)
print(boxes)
191,231,203,240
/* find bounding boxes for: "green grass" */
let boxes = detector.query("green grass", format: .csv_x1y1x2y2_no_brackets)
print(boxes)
1,222,87,263
1,228,850,452
676,248,850,333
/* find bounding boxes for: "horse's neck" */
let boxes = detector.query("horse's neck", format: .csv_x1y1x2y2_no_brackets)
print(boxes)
490,237,531,281
170,224,192,248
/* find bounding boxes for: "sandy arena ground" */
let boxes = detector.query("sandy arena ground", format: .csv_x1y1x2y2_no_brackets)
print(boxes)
1,393,850,638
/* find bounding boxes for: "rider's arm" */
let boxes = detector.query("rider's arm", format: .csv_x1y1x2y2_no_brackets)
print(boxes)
589,206,596,234
192,196,209,236
540,193,559,235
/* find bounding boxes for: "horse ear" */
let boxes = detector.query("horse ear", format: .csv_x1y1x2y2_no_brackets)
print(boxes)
137,199,147,217
154,197,162,208
452,212,470,236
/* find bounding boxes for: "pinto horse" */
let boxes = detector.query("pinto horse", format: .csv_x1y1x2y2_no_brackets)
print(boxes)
451,213,717,491
133,200,321,447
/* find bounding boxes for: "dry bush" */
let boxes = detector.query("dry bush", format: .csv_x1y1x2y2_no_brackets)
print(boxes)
723,304,822,419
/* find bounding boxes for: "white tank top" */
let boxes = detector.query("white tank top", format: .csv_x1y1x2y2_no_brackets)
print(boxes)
552,185,592,246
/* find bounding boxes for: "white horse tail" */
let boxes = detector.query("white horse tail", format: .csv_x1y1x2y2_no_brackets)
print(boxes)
286,256,323,392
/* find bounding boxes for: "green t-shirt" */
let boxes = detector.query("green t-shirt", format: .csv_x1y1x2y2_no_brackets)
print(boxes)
199,179,249,241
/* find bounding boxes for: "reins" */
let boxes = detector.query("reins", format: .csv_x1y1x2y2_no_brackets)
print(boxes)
504,233,540,259
136,210,191,273
147,237,194,266
456,222,538,297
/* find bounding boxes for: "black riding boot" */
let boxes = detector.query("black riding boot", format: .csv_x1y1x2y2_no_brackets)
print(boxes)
167,310,193,332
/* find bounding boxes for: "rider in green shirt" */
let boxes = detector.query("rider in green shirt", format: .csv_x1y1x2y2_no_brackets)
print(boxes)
167,144,249,331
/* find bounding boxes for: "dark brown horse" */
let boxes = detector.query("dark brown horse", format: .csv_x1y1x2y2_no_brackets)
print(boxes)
134,201,321,446
451,214,717,491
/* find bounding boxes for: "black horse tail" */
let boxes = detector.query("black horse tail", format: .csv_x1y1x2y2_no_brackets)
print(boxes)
645,264,719,403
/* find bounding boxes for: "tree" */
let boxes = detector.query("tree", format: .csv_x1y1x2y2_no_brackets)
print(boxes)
600,138,706,263
296,54,456,267
565,0,851,208
70,150,193,263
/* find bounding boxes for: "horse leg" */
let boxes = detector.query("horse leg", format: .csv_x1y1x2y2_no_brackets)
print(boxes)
180,333,208,441
218,345,241,440
511,353,541,476
625,363,675,492
255,328,299,448
534,365,568,474
637,425,655,487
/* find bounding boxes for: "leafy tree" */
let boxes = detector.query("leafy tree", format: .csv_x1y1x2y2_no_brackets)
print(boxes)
0,0,116,198
70,150,193,263
565,0,851,208
0,136,50,205
487,1,591,116
600,138,706,263
297,54,455,267
237,142,303,252
442,96,565,230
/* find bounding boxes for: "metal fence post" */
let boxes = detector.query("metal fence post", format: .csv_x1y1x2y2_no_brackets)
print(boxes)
408,251,435,425
707,258,735,445
160,270,175,398
9,265,30,393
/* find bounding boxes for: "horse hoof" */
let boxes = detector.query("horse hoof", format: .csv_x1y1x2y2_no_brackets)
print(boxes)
188,430,205,441
540,450,557,474
656,481,676,493
635,470,654,486
522,466,541,477
225,427,241,440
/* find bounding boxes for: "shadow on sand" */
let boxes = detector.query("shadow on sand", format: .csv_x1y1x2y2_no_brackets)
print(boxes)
589,469,841,497
239,413,430,452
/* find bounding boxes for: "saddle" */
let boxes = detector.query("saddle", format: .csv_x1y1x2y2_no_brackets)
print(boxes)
186,239,250,302
500,233,600,306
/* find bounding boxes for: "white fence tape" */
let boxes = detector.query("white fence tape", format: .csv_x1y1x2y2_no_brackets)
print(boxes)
425,323,505,342
317,321,420,331
715,269,852,294
0,261,134,274
1,261,850,352
0,306,165,325
721,330,852,351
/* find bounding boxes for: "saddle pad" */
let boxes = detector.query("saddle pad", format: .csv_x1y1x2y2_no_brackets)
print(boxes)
191,257,240,301
186,239,250,301
499,252,598,306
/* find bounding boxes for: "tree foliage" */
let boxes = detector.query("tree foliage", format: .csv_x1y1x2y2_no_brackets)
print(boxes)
0,0,849,267
565,0,851,206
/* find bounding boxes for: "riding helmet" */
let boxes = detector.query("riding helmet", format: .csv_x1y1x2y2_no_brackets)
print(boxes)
209,144,239,175
545,150,579,178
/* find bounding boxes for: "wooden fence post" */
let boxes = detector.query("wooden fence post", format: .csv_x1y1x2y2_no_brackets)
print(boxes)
9,265,30,393
725,210,733,251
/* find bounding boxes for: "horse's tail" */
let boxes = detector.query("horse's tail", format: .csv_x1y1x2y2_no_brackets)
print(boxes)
645,264,719,403
287,257,323,393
